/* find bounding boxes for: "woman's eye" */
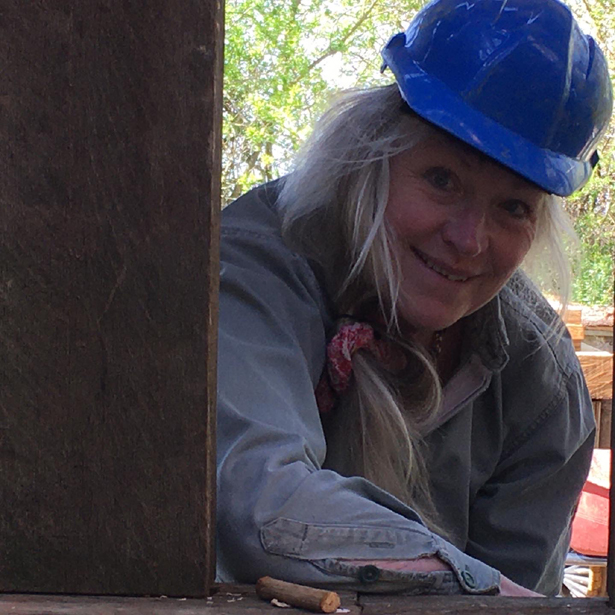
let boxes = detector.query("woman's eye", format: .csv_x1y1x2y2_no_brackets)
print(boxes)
501,199,533,219
423,167,455,191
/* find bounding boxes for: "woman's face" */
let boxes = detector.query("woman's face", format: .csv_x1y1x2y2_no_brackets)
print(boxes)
385,133,545,336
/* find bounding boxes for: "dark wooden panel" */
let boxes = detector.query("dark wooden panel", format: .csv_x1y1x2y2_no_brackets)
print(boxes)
359,594,612,614
0,586,361,615
0,590,612,615
1,0,223,596
598,399,612,449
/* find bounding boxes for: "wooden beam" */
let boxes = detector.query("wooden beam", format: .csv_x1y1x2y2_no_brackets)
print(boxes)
577,352,613,400
1,0,223,596
1,590,614,615
568,324,586,351
359,594,613,614
597,400,613,449
565,306,584,325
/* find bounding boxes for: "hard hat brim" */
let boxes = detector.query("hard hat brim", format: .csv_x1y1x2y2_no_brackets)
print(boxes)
385,61,594,197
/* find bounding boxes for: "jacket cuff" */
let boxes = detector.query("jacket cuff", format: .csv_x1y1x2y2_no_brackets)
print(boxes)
434,536,501,594
312,560,465,595
261,517,501,595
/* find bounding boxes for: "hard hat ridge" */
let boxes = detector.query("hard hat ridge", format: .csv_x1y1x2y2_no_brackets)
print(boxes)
381,0,613,196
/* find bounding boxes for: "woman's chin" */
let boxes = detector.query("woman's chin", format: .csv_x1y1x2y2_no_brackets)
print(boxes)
396,304,465,338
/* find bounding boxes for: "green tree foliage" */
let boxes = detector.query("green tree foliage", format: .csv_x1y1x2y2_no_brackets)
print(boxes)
224,0,615,305
223,0,425,202
566,0,615,305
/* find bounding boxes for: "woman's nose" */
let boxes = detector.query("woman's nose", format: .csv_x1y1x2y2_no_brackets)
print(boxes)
442,208,488,257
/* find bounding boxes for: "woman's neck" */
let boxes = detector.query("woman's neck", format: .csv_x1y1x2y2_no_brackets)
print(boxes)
434,322,464,384
351,303,464,381
397,319,464,383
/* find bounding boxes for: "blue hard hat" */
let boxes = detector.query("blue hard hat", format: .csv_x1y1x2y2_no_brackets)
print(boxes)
381,0,613,196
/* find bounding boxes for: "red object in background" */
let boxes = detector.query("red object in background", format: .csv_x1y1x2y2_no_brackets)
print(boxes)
570,449,610,557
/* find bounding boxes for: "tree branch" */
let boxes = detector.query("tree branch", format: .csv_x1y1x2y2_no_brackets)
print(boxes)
305,0,381,73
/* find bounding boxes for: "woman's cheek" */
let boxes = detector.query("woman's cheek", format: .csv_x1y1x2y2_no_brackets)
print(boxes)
510,227,537,268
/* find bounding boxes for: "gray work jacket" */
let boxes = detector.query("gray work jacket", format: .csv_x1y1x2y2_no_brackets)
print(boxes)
217,182,595,596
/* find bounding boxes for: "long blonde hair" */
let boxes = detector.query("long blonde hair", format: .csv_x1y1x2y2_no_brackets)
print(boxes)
279,84,573,529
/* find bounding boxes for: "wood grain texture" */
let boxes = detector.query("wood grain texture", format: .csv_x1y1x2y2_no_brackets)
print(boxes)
0,591,612,615
564,307,584,326
0,586,360,615
568,323,586,342
358,595,613,614
1,0,223,596
256,577,341,613
578,352,613,400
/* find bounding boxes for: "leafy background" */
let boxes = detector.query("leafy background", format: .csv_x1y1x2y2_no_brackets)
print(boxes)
223,0,615,305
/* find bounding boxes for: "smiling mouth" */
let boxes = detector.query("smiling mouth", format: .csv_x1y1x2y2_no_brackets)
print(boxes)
414,249,471,282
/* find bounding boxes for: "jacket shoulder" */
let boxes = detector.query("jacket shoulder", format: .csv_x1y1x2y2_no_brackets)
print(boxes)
497,273,593,457
222,180,284,238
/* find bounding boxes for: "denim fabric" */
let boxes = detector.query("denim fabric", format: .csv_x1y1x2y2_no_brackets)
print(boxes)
216,181,595,596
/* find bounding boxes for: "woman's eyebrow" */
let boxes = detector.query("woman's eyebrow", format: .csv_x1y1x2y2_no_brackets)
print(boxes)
445,138,544,193
433,135,484,170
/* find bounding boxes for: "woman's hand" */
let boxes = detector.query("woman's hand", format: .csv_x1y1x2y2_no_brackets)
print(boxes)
346,556,452,573
499,574,543,597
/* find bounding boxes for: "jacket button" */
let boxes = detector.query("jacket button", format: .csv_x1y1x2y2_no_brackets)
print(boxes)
358,565,380,584
461,570,477,588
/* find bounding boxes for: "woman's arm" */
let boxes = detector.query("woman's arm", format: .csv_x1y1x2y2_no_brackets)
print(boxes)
345,558,542,596
217,190,499,594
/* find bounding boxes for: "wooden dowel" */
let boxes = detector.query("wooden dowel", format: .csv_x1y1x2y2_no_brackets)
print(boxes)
256,577,341,613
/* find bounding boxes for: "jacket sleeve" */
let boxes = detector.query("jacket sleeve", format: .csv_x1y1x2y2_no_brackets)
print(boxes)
216,208,500,594
465,355,595,596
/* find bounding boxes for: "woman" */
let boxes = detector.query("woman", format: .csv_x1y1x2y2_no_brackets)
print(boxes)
216,0,612,597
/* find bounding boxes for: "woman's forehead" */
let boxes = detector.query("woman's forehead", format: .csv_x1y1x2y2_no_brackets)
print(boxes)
410,130,547,194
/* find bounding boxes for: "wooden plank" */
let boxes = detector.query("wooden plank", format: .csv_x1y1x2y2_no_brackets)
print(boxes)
0,587,361,615
359,594,612,614
594,400,603,446
1,0,223,597
588,566,608,598
568,324,586,341
577,352,613,400
599,400,613,450
565,306,584,325
0,591,613,615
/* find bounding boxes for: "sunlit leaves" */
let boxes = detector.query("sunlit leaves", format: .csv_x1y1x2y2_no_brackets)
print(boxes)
564,0,615,304
223,0,426,202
